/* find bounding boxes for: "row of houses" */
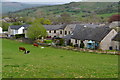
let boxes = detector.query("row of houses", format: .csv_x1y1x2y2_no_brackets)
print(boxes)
7,21,120,50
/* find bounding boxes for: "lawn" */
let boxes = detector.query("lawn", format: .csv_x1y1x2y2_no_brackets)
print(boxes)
2,39,118,78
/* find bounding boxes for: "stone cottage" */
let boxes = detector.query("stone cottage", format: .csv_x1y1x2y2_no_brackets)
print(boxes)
70,24,118,50
112,32,120,50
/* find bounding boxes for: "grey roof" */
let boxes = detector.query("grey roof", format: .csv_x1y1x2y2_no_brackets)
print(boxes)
43,24,66,30
62,34,72,40
82,23,100,28
10,25,29,30
71,24,112,42
65,24,76,30
112,32,120,41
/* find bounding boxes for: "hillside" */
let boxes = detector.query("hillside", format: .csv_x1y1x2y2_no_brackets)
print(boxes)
2,2,64,14
6,2,119,23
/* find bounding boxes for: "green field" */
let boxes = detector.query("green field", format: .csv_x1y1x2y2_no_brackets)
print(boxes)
2,39,118,78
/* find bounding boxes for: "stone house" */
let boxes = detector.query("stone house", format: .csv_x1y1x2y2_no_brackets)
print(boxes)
112,32,120,50
63,24,76,36
109,21,120,28
62,24,100,46
70,24,118,50
25,24,67,38
43,25,66,38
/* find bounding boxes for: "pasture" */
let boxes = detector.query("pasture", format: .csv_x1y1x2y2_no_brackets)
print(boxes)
2,39,118,78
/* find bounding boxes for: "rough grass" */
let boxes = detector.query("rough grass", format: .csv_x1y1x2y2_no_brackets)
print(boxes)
2,39,118,78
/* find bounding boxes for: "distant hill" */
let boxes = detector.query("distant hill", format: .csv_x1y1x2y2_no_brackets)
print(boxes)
7,2,118,17
2,2,64,14
6,2,119,22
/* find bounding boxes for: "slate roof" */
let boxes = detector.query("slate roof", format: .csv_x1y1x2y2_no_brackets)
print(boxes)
112,32,120,41
71,24,112,42
83,23,100,28
62,34,72,40
43,24,66,30
65,24,76,30
10,25,29,30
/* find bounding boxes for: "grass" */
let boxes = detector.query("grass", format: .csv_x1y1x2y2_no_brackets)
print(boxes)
97,13,119,18
2,39,118,78
0,39,2,79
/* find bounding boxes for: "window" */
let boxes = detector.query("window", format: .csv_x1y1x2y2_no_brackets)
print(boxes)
65,31,67,35
60,31,62,34
23,29,25,33
75,39,77,43
54,30,56,33
49,30,51,33
69,31,70,34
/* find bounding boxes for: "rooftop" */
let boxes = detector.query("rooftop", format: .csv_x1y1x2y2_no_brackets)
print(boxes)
71,24,112,42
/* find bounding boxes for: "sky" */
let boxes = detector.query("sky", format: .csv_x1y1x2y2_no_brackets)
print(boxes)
1,0,119,2
2,0,83,3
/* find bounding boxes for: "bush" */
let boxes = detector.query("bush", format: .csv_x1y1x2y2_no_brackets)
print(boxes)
70,43,73,47
59,38,64,46
80,41,85,48
74,44,78,47
34,39,43,43
15,34,25,39
44,40,52,43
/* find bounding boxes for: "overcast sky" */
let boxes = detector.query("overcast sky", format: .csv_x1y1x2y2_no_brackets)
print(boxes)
1,0,119,2
2,0,83,3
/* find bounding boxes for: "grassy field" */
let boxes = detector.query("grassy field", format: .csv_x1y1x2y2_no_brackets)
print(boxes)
2,39,118,78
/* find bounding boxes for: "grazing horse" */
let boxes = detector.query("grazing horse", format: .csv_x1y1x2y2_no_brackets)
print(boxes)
33,43,39,47
19,47,26,51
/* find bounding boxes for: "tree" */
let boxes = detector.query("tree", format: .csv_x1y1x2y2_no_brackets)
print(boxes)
39,18,44,24
58,12,72,24
43,19,52,25
36,18,52,25
2,22,10,31
27,20,47,40
109,14,120,23
13,22,22,25
24,17,35,24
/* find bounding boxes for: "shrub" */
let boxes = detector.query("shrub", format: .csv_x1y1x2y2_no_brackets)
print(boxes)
70,43,73,47
80,41,85,48
59,38,64,46
34,39,43,43
15,34,25,39
74,44,78,47
44,40,52,43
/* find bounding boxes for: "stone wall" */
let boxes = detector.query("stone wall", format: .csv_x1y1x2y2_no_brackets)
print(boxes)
53,46,120,55
100,29,118,50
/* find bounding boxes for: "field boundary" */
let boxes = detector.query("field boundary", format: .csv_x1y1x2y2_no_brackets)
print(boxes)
52,46,120,55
